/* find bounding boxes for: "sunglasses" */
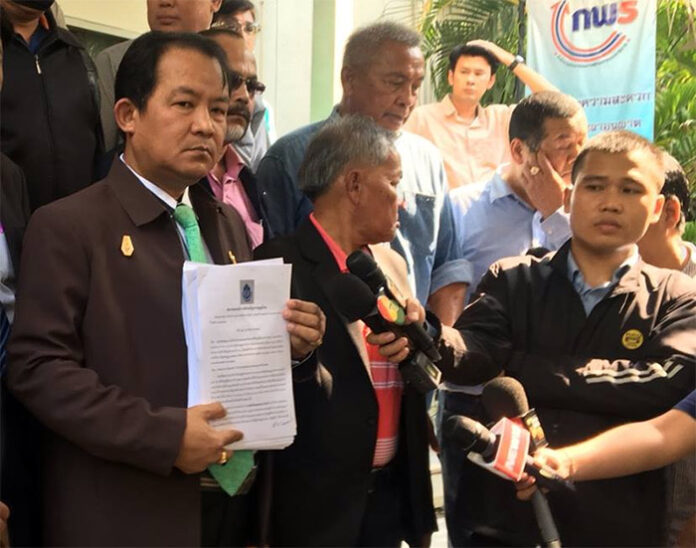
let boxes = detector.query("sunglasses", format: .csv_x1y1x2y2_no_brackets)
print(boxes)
228,70,266,97
212,20,261,35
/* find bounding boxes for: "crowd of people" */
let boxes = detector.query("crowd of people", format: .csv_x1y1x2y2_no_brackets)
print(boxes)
0,0,694,546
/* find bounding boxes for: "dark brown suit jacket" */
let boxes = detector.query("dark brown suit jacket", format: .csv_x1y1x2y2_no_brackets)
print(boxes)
6,160,251,546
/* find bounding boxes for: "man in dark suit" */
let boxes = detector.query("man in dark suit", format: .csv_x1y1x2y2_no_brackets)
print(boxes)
255,116,437,547
0,152,39,547
6,31,323,547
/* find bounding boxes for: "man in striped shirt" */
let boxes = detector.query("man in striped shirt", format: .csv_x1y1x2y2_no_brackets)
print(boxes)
255,115,436,547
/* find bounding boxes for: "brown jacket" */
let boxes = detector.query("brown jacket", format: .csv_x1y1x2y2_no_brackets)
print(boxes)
6,160,251,546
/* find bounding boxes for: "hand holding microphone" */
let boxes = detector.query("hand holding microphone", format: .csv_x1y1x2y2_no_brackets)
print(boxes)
325,252,443,393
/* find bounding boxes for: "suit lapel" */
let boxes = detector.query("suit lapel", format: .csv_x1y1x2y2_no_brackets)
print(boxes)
296,220,372,379
189,183,228,265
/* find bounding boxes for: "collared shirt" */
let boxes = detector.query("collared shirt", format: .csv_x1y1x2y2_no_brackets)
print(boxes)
567,247,639,316
120,155,213,262
256,106,471,305
451,166,571,289
207,145,264,249
682,241,696,278
308,213,403,468
0,226,15,322
24,14,50,54
404,95,514,189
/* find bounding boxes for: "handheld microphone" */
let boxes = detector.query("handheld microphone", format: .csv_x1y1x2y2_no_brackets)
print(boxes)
346,251,441,362
482,377,548,451
443,415,574,492
326,272,441,394
444,415,566,547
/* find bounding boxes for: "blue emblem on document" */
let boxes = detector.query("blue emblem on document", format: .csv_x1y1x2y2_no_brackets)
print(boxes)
240,280,254,304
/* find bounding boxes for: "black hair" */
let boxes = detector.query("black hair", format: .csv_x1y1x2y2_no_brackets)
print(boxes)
115,31,229,112
663,168,692,223
214,0,256,22
448,44,499,73
508,90,582,150
571,130,665,190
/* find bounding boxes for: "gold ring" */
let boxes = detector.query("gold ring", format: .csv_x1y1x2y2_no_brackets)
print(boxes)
218,450,228,465
530,166,540,175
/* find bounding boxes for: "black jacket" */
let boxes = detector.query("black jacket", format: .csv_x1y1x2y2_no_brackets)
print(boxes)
440,241,696,546
255,220,436,546
1,10,101,211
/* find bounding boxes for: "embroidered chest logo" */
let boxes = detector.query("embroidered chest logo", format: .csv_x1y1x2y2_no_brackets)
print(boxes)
621,329,643,350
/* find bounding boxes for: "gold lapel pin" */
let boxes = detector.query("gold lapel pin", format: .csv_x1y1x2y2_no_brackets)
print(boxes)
121,235,134,257
228,251,237,264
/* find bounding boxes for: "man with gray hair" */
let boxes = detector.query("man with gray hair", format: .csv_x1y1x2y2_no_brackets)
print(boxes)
256,21,470,327
255,115,437,546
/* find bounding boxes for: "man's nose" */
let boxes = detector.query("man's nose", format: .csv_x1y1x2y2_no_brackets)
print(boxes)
191,106,215,135
599,188,623,212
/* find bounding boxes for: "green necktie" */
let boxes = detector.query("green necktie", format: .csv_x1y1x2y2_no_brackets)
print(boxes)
174,202,255,496
173,203,207,263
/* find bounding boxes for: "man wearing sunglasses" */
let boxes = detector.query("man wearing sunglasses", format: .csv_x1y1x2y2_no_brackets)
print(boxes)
201,27,270,249
212,1,276,171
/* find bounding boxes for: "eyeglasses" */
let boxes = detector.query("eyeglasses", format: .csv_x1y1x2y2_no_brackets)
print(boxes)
211,20,261,35
228,70,266,97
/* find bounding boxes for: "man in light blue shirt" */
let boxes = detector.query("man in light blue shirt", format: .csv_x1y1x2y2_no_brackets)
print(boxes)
256,22,470,325
450,91,587,297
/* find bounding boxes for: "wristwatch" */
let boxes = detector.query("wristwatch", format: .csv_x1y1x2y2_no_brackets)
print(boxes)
508,54,524,71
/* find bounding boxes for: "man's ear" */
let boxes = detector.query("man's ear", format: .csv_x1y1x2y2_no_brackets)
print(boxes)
341,66,356,97
486,73,496,91
563,185,572,214
509,138,525,165
661,195,680,228
650,194,666,225
114,98,138,137
344,168,362,205
447,69,454,88
211,0,223,12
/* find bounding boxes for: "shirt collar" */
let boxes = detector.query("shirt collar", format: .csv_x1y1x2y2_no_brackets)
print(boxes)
119,154,192,211
309,213,349,272
209,145,245,186
487,165,516,203
567,246,639,291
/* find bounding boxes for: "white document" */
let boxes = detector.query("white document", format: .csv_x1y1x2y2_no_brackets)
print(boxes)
182,260,296,450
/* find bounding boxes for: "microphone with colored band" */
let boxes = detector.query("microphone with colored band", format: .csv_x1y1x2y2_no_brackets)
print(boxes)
483,377,549,451
326,272,442,394
443,415,574,492
444,415,564,547
346,251,442,362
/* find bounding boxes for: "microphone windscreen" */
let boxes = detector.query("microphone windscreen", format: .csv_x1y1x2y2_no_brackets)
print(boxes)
346,251,386,293
443,415,494,454
482,377,530,421
325,273,377,322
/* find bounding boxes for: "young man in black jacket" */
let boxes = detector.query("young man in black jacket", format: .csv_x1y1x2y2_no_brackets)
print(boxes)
0,0,102,211
376,130,696,546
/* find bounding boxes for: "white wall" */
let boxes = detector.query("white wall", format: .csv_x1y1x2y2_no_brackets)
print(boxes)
257,0,315,137
59,0,148,38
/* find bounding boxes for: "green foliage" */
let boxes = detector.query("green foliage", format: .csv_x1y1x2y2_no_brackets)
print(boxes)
654,0,696,214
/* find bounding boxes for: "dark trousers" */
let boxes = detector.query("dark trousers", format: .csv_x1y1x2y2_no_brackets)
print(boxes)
201,490,252,547
356,463,405,547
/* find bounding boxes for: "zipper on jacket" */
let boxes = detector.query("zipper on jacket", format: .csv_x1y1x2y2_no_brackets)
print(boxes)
35,55,42,74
